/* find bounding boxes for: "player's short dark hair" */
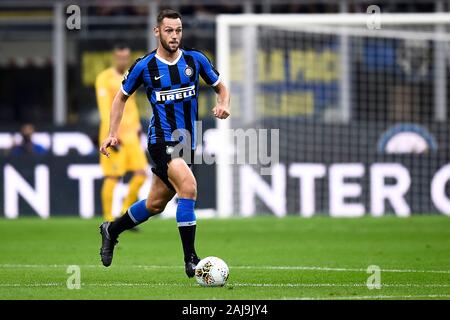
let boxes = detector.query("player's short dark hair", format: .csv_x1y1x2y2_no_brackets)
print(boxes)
157,9,182,25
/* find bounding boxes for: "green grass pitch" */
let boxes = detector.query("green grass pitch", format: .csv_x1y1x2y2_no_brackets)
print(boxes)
0,216,449,300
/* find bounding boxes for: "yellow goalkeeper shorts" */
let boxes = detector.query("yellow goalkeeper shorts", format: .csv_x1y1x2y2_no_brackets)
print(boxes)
100,137,148,177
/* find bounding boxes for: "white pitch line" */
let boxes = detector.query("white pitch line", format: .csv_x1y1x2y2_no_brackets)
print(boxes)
0,283,184,288
0,282,449,288
0,283,61,288
232,266,450,274
0,264,190,268
1,264,450,274
232,283,450,288
0,264,180,268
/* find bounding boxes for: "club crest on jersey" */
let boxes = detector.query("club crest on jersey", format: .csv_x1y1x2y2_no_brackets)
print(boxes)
184,66,193,77
155,85,196,102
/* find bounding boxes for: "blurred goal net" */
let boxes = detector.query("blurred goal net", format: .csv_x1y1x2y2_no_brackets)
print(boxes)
215,14,450,217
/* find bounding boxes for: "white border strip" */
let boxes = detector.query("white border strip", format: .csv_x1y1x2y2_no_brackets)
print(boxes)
121,85,130,96
176,221,197,227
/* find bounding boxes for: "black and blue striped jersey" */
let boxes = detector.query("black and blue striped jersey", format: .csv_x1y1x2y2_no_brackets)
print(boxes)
121,48,220,149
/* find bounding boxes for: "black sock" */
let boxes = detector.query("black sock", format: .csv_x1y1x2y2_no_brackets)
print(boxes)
178,225,197,262
108,211,136,238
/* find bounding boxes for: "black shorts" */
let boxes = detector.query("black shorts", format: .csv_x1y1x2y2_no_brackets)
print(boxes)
147,142,194,191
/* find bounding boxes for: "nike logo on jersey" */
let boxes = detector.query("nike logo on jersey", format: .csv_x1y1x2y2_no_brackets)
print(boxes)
154,75,165,80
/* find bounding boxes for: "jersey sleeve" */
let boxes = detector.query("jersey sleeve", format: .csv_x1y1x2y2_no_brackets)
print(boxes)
121,57,145,96
196,51,220,87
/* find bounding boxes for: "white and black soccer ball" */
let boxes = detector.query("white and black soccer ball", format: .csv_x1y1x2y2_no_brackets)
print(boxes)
194,256,229,287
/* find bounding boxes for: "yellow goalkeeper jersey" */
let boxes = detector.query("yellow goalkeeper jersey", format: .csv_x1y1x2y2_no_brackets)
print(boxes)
95,67,141,143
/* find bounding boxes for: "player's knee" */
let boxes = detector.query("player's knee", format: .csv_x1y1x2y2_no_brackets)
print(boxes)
145,199,166,215
179,179,197,199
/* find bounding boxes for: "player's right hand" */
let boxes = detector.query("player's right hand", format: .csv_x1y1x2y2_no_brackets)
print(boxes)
99,136,119,158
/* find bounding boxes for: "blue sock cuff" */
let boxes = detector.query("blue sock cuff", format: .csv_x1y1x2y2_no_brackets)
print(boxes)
128,199,151,224
176,198,196,227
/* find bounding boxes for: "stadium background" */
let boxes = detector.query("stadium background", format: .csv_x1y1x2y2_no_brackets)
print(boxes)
0,0,449,219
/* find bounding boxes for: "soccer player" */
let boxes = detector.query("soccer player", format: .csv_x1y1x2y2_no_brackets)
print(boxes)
95,44,148,223
98,9,230,278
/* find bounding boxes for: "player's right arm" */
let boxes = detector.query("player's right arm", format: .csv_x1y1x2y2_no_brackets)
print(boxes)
100,56,145,157
99,91,128,157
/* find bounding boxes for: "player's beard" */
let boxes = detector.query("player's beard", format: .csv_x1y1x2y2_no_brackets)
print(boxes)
160,36,180,53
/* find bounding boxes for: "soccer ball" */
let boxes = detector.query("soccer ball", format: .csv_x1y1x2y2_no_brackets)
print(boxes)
194,256,229,287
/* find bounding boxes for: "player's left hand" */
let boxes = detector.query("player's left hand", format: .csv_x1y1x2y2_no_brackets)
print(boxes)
212,104,230,119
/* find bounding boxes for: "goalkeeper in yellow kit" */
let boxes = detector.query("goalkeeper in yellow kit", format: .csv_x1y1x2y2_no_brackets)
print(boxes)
95,44,148,222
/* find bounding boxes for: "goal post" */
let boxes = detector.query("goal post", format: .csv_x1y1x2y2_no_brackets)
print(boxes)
215,13,450,218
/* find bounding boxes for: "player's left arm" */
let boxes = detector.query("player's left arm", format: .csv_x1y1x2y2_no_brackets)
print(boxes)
196,51,230,119
212,81,230,119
